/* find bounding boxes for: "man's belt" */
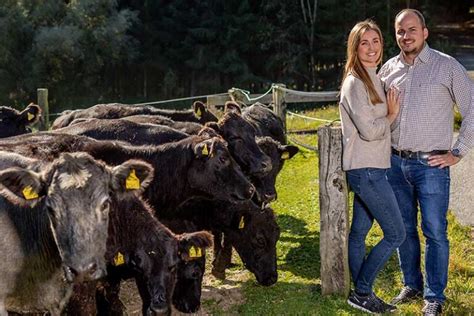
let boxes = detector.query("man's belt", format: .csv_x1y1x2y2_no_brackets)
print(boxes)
391,148,448,160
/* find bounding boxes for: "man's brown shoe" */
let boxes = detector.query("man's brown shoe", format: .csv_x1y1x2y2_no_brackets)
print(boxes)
390,286,423,305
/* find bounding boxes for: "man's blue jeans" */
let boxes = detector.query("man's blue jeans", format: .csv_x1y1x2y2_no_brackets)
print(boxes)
387,154,450,303
347,168,406,294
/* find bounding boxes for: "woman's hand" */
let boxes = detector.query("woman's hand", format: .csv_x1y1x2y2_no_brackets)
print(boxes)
386,87,400,124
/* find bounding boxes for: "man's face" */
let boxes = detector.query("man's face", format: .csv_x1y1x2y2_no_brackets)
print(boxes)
395,12,428,58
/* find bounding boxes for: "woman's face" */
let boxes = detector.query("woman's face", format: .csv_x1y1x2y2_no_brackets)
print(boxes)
357,29,381,68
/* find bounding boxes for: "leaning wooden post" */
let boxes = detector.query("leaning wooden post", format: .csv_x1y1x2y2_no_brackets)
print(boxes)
37,88,49,130
317,124,350,296
272,83,286,133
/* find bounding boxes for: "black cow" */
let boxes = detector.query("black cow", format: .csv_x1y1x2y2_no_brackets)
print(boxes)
0,151,151,315
241,102,286,144
157,218,208,313
67,193,213,316
251,137,299,205
53,118,189,146
173,200,281,287
206,102,272,177
0,103,41,138
51,101,217,129
211,137,298,282
221,205,280,285
0,132,255,214
121,115,203,135
56,102,272,179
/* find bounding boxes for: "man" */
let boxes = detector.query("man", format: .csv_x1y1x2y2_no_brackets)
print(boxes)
378,8,474,316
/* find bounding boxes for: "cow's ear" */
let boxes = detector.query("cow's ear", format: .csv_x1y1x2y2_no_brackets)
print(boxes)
20,103,41,125
203,122,221,135
0,167,45,207
193,101,207,119
193,140,214,159
224,101,242,114
279,144,299,160
178,231,213,261
111,160,154,193
198,126,220,138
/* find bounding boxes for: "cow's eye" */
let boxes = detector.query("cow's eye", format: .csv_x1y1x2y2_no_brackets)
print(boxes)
100,200,110,214
169,264,177,273
229,136,242,143
219,155,229,164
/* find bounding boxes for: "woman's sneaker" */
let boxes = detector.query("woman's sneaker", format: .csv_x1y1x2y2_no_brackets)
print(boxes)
347,291,396,314
373,293,397,312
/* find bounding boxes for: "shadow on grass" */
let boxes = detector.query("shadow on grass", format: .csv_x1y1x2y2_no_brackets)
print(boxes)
276,214,321,280
276,213,405,293
239,280,367,315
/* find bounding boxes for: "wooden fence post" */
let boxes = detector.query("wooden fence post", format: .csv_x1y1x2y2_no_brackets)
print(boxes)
37,88,49,130
317,125,350,296
272,83,286,133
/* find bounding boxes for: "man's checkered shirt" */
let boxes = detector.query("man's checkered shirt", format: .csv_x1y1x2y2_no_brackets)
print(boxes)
378,45,474,157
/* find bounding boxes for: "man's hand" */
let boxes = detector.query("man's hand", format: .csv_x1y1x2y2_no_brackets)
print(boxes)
428,152,461,168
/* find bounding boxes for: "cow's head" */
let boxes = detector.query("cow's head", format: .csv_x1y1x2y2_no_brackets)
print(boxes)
224,207,280,286
0,103,41,138
192,101,218,124
172,231,212,313
205,101,272,177
131,229,212,316
0,152,154,283
252,137,299,205
188,136,255,203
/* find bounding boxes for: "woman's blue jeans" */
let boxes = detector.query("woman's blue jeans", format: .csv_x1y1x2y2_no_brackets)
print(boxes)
347,168,406,294
387,155,450,303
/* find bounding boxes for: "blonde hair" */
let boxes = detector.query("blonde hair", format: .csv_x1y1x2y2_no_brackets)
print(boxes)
342,20,384,105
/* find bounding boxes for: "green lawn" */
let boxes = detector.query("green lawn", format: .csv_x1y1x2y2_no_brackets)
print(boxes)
206,105,474,315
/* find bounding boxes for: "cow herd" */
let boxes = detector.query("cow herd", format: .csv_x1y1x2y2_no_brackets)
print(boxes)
0,100,298,315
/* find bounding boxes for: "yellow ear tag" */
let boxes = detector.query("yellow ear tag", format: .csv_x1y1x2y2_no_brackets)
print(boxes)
281,151,290,160
201,144,209,156
126,169,140,190
195,107,202,118
22,186,39,200
188,246,202,258
27,113,35,121
239,216,245,229
113,252,125,266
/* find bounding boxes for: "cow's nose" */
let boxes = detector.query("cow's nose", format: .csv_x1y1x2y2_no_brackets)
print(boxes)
258,273,278,286
147,305,169,316
149,299,169,316
264,193,276,202
151,293,167,311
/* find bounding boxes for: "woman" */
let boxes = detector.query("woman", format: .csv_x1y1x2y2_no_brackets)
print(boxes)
339,20,406,314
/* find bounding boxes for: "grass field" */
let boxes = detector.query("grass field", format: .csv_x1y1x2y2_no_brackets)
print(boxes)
203,105,474,315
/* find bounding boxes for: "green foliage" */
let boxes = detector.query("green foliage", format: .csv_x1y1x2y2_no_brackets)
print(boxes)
0,1,471,110
454,107,462,131
0,0,138,108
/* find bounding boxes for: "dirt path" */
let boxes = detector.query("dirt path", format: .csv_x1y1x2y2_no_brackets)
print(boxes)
119,253,249,315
